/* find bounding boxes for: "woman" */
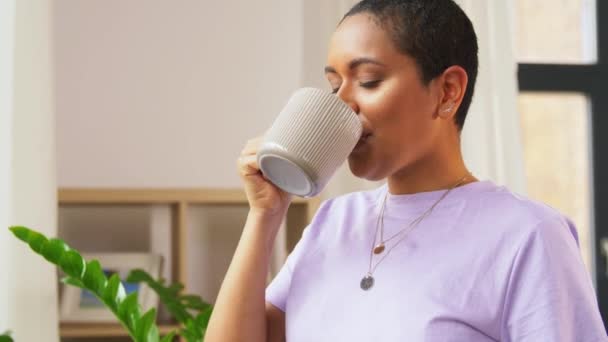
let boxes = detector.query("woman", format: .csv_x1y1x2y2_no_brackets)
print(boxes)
206,0,607,341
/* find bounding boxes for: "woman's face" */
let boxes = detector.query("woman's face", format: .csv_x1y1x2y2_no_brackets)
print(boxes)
326,14,445,181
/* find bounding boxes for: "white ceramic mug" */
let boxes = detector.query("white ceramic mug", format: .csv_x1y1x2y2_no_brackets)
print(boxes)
257,87,362,197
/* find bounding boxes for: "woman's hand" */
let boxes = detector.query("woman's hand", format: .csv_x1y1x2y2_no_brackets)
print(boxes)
237,136,293,217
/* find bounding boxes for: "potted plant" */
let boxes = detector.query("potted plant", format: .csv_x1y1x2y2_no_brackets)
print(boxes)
8,226,213,342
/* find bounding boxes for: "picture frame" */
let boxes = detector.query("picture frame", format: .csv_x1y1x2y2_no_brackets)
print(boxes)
59,252,163,323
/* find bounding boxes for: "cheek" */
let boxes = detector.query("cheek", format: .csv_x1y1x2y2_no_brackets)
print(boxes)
362,82,435,138
361,82,438,162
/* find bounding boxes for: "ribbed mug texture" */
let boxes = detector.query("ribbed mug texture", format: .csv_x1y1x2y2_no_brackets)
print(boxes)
258,88,362,197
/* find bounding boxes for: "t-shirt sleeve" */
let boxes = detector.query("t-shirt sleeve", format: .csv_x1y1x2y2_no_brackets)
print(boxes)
502,216,607,341
265,200,329,312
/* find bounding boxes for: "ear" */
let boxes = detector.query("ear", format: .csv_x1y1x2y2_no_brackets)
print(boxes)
436,65,468,120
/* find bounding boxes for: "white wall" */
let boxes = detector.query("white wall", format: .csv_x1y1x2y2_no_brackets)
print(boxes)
3,0,59,341
55,1,303,188
0,0,16,333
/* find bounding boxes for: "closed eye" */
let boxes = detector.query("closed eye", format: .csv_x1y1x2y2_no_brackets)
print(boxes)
331,80,382,94
360,80,381,89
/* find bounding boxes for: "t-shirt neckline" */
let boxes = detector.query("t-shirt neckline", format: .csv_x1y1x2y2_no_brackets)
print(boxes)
378,180,497,210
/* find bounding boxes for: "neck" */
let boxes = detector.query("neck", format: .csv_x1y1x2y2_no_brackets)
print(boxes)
387,139,477,195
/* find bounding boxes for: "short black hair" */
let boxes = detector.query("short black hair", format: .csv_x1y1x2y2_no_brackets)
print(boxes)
342,0,478,130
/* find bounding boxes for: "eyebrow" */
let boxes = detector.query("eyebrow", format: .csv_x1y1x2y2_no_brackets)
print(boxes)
324,57,386,74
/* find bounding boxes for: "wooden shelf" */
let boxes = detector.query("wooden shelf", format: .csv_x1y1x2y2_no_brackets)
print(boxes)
58,188,315,205
60,322,179,338
58,189,322,255
57,188,319,341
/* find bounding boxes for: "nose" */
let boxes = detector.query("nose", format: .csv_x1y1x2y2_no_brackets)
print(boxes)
336,86,360,114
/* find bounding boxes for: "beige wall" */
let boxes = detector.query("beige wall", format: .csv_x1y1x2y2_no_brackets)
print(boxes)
54,0,384,195
55,1,304,188
53,0,337,313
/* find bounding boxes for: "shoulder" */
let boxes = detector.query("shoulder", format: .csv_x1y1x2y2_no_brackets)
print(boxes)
477,182,565,221
494,191,601,341
472,182,578,247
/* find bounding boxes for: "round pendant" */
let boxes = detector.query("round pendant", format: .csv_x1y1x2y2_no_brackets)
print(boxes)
373,243,385,254
360,275,374,291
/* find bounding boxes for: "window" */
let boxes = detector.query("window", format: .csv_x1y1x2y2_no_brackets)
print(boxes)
516,0,597,64
518,93,593,270
516,0,608,326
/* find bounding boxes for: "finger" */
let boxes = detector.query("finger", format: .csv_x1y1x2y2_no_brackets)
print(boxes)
237,154,261,176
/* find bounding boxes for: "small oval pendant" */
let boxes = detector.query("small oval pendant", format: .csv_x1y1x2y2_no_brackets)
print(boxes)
373,243,385,254
360,275,374,290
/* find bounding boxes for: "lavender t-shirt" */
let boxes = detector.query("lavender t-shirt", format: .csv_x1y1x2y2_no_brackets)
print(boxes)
265,180,607,341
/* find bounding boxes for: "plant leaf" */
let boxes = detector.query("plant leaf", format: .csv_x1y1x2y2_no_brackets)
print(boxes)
137,308,159,342
126,269,154,283
179,325,198,342
195,306,213,330
146,325,160,342
167,283,184,294
104,273,126,307
9,226,161,341
26,230,48,253
126,268,214,341
9,226,29,242
10,226,178,342
160,331,177,342
118,292,141,332
82,259,107,294
61,276,85,288
126,269,192,322
184,318,203,340
180,295,209,310
0,330,13,342
59,249,86,279
41,238,70,264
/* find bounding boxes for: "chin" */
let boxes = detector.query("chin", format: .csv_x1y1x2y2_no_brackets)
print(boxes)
347,156,386,181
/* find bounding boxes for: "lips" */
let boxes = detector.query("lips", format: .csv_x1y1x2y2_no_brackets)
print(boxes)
353,131,372,151
359,131,372,142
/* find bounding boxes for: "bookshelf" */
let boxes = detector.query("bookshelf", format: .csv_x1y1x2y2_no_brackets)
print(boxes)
57,188,320,340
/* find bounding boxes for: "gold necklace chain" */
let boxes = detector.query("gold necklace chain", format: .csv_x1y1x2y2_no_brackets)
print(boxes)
360,172,472,291
375,173,471,251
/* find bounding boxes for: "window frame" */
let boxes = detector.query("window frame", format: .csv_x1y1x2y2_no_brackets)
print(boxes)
517,0,608,327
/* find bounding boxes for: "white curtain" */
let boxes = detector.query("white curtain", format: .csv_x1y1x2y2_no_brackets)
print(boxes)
0,0,16,333
311,0,526,198
457,0,526,194
0,0,59,340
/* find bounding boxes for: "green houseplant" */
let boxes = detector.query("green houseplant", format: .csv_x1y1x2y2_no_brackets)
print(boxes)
0,331,13,342
8,226,213,342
